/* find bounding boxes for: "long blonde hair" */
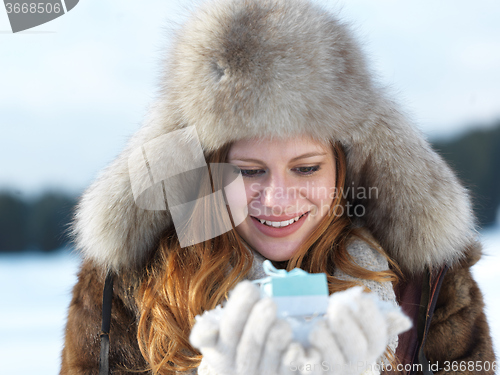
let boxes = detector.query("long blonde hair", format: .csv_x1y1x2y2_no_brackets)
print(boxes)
136,141,399,374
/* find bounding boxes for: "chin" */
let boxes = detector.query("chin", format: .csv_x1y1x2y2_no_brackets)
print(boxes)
252,242,300,262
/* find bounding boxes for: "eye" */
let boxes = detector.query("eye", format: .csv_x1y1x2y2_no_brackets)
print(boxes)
292,165,321,175
229,165,266,178
240,169,266,178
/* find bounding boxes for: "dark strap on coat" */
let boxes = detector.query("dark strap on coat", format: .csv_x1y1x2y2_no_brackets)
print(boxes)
417,270,432,375
415,266,448,375
100,270,114,375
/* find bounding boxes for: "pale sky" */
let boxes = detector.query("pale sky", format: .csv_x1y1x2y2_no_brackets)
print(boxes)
1,0,499,195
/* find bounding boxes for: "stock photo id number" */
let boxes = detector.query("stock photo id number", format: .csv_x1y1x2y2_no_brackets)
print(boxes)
3,0,79,32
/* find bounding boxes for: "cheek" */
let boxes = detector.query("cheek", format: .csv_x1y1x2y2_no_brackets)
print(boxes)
305,178,336,216
300,179,335,202
223,175,252,226
244,181,261,203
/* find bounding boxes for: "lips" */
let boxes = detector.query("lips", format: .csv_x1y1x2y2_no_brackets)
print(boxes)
252,212,308,228
250,212,310,238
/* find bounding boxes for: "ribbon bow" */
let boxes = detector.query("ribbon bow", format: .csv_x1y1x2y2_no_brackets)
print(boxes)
252,260,308,289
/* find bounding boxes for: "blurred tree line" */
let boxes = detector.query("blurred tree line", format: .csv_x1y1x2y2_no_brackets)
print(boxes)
0,121,499,253
432,120,500,229
0,192,77,252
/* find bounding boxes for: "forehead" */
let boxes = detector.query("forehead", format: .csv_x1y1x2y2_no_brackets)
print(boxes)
228,136,332,159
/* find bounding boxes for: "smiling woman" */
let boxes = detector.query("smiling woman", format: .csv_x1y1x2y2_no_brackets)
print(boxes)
60,0,495,374
132,135,403,375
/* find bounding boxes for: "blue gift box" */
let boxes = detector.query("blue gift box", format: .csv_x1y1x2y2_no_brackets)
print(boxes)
256,260,329,318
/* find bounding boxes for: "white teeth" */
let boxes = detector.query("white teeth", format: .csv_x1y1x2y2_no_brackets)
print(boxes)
256,214,305,228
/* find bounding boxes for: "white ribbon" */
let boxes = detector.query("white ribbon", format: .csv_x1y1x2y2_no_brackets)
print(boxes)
252,260,308,286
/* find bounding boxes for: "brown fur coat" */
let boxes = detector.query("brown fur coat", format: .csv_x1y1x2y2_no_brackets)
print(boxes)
60,0,496,373
60,242,495,374
424,245,495,374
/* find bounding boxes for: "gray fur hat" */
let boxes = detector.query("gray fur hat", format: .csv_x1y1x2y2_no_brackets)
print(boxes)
72,0,476,274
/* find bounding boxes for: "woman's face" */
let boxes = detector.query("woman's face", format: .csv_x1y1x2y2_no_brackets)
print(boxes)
227,136,336,261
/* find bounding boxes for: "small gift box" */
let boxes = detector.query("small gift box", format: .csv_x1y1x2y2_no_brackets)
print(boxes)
254,260,329,318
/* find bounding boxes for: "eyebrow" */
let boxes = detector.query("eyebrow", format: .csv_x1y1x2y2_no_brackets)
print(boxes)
230,151,327,163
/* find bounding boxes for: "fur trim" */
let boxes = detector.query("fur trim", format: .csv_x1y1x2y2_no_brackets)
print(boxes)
72,0,476,273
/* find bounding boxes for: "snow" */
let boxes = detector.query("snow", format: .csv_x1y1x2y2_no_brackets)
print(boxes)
472,226,500,357
0,249,81,374
0,228,499,374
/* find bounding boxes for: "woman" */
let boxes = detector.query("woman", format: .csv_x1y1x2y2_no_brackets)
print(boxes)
185,136,410,375
60,0,496,374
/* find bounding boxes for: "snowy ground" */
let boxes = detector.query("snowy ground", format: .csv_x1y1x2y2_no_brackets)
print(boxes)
472,226,500,359
1,228,499,374
0,249,81,374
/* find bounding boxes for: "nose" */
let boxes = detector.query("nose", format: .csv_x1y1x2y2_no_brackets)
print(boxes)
260,173,296,214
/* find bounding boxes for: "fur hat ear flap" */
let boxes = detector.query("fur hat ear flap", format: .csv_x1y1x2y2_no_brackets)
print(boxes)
71,103,180,272
343,101,476,274
71,160,170,273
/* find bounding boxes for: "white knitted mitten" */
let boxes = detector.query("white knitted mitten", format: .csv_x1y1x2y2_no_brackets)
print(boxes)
299,286,412,375
190,281,294,375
